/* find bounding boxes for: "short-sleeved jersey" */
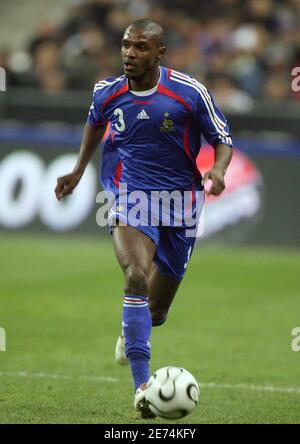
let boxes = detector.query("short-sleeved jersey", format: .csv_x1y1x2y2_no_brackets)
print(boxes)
88,66,232,195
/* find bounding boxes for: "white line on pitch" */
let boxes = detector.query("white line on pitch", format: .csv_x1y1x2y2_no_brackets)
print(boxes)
199,382,300,395
0,371,300,395
0,371,118,383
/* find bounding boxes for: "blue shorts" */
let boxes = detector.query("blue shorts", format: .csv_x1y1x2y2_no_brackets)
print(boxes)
109,220,198,282
107,190,204,281
136,225,197,282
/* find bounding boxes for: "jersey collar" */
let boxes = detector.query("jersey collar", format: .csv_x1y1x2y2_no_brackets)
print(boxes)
127,67,161,96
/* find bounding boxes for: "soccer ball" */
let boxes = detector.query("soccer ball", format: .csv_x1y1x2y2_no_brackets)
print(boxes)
145,366,200,420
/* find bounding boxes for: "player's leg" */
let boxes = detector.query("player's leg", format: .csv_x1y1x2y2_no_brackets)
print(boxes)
147,227,196,327
115,261,180,366
148,261,181,327
113,225,156,295
113,225,156,394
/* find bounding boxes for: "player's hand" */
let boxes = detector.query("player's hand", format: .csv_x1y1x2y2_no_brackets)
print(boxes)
55,172,81,201
202,166,225,196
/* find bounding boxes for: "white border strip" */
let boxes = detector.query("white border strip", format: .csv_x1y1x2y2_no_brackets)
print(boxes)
0,371,299,395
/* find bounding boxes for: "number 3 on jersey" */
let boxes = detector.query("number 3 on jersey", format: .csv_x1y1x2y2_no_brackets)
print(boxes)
114,108,126,132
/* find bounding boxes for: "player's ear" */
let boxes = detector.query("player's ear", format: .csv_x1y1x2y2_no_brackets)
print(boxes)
157,46,166,61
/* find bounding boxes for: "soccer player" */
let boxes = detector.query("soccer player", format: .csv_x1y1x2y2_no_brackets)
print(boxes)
55,18,233,418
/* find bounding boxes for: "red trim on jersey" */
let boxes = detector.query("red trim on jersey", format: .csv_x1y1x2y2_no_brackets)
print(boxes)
191,181,195,205
167,68,171,80
133,100,154,105
184,125,199,204
110,130,117,142
101,83,128,110
192,170,199,204
113,160,123,186
157,84,191,111
183,126,193,161
102,122,111,141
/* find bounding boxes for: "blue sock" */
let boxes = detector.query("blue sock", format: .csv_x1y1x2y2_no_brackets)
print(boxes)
122,294,151,392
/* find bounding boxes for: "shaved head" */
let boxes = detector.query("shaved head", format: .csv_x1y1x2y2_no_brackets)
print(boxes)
121,18,166,86
126,18,165,47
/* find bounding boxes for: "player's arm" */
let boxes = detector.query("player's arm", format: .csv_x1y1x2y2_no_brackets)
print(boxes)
194,86,233,196
202,143,232,196
55,123,106,201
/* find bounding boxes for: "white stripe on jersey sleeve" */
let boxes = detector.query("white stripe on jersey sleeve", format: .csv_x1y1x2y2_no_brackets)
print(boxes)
171,70,227,130
170,70,230,138
93,76,125,93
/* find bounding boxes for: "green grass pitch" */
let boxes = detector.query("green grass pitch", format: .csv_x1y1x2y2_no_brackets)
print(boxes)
0,233,300,424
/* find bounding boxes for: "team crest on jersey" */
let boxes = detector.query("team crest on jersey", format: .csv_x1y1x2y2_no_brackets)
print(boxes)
160,112,175,132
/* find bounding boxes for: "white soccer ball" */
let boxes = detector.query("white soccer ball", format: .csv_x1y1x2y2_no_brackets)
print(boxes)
145,366,200,420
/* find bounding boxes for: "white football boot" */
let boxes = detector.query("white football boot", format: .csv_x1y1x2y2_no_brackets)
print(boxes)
115,335,129,366
134,382,156,419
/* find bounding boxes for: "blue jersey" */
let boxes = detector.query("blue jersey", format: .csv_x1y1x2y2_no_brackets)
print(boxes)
88,66,232,196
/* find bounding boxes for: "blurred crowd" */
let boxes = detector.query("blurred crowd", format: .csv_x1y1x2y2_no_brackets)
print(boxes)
1,0,300,109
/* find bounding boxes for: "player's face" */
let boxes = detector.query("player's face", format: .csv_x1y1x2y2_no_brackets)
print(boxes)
121,27,163,79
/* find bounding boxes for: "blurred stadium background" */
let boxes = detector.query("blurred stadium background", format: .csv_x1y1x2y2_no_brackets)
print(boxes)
0,0,300,424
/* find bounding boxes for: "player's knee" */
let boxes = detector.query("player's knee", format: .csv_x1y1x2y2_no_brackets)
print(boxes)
151,309,168,327
125,265,149,296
